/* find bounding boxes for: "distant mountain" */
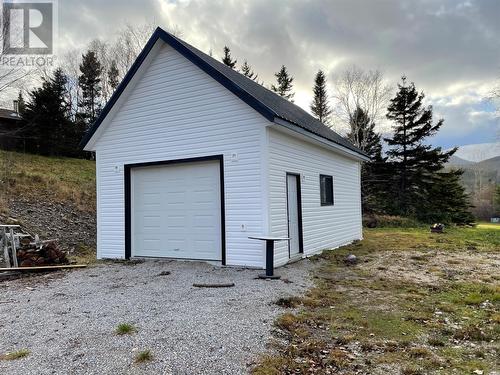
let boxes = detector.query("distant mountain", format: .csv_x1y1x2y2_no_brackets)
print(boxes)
445,155,499,194
452,142,500,162
475,156,500,172
446,155,474,167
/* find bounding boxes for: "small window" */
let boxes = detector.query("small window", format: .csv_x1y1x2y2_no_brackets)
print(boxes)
320,175,334,206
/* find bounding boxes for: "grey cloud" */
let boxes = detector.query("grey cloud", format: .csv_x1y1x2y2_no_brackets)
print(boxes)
52,0,500,147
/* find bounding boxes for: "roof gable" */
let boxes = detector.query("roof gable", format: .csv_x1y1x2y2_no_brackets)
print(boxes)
81,27,366,159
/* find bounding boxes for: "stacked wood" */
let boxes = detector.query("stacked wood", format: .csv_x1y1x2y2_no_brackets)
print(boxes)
16,241,68,267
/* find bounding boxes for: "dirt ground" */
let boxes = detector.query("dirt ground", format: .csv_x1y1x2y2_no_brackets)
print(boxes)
253,226,500,375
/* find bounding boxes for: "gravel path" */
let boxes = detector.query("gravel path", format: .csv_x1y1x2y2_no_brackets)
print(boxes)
0,259,314,374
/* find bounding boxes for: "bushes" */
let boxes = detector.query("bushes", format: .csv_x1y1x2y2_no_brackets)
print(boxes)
363,215,423,228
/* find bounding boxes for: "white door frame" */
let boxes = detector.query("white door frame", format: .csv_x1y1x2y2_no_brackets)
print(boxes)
285,172,303,258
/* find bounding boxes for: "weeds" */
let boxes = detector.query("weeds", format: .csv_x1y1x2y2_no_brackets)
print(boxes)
252,225,500,374
115,323,136,335
0,349,30,360
134,350,153,363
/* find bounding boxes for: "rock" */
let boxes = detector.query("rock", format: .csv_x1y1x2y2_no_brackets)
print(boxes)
345,254,358,265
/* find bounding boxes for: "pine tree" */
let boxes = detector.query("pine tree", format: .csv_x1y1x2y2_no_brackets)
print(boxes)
347,107,388,213
271,65,294,101
385,77,457,217
108,59,120,91
22,69,78,156
221,46,237,69
425,170,475,224
241,60,258,81
310,70,331,124
78,50,103,126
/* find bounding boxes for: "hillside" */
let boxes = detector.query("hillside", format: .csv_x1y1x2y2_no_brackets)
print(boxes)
446,155,474,167
476,155,500,171
446,154,499,192
0,150,96,255
452,142,500,162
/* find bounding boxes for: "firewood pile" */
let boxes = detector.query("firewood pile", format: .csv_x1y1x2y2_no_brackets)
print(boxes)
1,224,69,268
16,241,68,267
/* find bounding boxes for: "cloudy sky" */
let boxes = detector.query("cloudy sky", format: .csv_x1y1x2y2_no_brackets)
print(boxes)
58,0,499,149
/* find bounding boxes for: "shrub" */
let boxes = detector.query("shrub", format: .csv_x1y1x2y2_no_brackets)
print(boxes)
363,215,422,228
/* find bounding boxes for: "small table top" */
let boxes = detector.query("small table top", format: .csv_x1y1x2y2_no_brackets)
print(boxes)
248,236,290,241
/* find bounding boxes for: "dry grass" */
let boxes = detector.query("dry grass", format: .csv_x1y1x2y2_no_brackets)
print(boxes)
253,224,500,374
0,150,95,212
0,349,30,360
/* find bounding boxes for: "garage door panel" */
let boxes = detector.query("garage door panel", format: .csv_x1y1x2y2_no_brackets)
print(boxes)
132,160,221,260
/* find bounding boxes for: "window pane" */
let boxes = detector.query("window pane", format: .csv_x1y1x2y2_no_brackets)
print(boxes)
320,175,334,206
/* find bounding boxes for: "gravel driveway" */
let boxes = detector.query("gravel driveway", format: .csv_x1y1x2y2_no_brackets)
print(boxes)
0,259,313,374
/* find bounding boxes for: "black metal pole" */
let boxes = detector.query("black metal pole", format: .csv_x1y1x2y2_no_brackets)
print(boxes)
265,240,274,277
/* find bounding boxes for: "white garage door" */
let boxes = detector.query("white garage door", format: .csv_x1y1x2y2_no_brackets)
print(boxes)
131,160,222,260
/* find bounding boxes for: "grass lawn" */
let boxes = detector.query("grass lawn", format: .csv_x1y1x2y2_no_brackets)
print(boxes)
0,150,96,212
253,224,500,375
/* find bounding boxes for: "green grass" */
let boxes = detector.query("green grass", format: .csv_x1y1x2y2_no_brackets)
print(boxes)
134,350,153,363
0,150,95,212
0,349,30,360
253,226,500,374
115,323,136,335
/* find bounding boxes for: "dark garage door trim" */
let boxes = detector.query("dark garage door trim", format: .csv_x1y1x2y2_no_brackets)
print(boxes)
124,154,226,265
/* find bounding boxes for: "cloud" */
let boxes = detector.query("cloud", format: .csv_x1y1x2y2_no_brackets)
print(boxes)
22,0,500,147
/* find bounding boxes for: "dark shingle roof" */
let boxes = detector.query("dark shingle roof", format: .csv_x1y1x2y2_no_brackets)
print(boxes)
81,28,367,158
0,108,22,121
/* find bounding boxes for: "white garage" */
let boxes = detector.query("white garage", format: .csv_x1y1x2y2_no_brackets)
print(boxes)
81,27,368,268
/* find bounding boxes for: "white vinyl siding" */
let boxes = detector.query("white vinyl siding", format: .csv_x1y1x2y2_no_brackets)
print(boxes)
93,41,267,267
268,128,362,267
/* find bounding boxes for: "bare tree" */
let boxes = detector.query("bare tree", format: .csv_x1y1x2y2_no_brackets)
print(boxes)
0,16,36,106
59,49,82,120
108,23,181,82
332,65,392,149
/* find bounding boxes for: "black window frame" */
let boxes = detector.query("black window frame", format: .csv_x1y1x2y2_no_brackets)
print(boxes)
320,174,334,206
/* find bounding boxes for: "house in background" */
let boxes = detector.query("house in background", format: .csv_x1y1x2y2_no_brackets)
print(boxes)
0,100,24,151
81,27,369,268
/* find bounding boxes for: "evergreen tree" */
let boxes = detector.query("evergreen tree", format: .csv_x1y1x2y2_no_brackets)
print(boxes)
347,107,388,213
240,60,258,81
221,46,237,69
78,50,103,126
384,77,461,219
22,68,83,156
425,170,475,225
108,59,120,91
271,65,294,101
310,70,331,124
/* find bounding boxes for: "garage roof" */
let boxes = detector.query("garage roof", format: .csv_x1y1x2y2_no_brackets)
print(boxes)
81,27,367,159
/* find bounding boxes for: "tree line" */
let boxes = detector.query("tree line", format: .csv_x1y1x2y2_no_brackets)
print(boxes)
7,34,474,224
221,46,473,224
